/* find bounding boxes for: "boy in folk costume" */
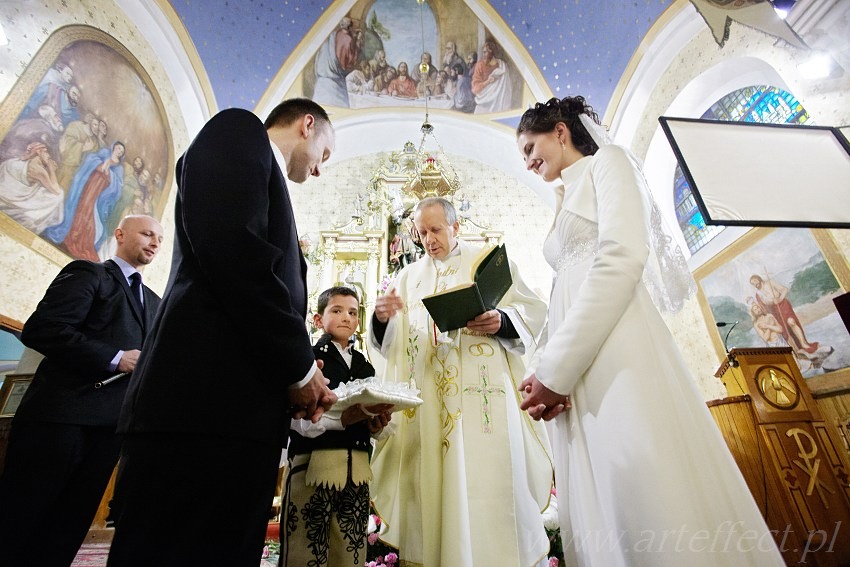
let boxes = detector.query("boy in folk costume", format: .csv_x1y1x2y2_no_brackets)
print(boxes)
281,286,392,566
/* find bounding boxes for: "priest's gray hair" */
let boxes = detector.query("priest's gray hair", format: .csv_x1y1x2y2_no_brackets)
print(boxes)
415,197,457,225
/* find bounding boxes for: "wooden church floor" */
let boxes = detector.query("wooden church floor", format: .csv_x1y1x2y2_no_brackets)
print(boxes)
70,529,280,566
70,545,279,567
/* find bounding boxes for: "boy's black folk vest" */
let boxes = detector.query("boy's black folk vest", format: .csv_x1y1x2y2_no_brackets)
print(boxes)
288,334,375,456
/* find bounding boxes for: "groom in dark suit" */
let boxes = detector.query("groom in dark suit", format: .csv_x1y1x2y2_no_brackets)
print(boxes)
0,214,164,567
107,99,337,567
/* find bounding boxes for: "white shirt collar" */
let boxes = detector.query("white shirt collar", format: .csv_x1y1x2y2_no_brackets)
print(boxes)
434,240,461,264
111,256,138,283
268,136,290,183
331,339,353,368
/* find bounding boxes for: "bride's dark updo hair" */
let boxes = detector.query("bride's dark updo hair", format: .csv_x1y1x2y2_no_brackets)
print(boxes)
517,96,601,156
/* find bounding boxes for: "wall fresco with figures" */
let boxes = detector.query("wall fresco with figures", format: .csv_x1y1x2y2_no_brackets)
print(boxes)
301,0,524,114
0,25,173,263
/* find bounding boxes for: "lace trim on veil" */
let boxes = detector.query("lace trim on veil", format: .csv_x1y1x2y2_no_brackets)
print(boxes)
579,114,696,313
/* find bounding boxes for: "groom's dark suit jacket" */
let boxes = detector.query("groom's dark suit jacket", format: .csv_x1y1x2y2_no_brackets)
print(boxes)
119,108,315,445
16,259,161,426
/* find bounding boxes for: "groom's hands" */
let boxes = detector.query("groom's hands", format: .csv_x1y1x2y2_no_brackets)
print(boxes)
519,374,571,421
290,359,337,423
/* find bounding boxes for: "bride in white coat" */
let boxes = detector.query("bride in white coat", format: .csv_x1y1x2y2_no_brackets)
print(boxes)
516,96,784,566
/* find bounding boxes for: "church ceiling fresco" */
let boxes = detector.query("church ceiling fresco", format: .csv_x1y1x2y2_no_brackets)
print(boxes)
170,0,675,115
301,0,524,115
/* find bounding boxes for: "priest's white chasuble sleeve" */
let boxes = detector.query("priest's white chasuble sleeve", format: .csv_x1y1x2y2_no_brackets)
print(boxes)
369,240,553,567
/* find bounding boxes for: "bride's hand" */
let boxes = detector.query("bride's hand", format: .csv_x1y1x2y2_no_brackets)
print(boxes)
519,374,570,421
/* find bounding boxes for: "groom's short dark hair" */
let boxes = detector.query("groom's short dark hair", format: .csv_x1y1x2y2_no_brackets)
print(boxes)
264,98,331,130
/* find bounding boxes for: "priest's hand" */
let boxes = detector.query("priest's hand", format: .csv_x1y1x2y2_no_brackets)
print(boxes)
375,289,404,323
519,374,570,421
290,364,337,423
466,309,501,335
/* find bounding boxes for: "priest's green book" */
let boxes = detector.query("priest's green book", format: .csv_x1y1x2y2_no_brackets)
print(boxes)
422,244,512,332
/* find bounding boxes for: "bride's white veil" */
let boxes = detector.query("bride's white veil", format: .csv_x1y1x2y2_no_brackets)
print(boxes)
579,114,696,313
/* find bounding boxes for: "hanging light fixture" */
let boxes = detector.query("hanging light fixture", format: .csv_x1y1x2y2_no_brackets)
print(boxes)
770,0,796,19
404,117,462,200
353,0,463,230
405,0,461,201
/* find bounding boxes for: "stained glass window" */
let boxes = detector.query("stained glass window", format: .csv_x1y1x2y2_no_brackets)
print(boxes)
674,86,811,254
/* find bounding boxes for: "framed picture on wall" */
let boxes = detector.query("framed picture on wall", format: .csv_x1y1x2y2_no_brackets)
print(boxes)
0,24,174,265
695,227,850,394
0,374,33,417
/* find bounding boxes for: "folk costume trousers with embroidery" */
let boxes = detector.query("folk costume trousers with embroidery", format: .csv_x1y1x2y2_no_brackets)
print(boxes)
281,450,371,567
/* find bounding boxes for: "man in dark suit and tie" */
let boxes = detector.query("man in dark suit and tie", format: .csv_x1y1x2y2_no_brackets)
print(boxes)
106,99,337,567
0,214,164,567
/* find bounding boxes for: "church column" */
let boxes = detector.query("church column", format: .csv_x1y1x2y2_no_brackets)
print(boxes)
364,231,383,329
320,232,338,291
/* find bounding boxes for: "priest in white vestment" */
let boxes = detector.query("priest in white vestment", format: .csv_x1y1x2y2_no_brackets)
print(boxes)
369,197,553,567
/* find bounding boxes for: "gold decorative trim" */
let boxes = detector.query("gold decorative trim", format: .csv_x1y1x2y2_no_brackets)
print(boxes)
813,229,850,288
706,394,752,407
0,213,69,266
694,227,850,395
756,365,800,410
431,341,461,456
0,24,175,266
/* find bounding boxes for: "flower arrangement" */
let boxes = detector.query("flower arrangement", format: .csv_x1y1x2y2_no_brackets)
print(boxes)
365,552,399,567
547,528,564,565
364,507,566,565
545,487,565,565
298,233,326,266
260,541,280,566
378,272,397,295
366,512,400,565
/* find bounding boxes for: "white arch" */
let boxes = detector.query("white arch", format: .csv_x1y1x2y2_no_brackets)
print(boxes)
643,56,791,268
606,0,810,267
607,1,706,149
116,0,214,137
319,108,555,205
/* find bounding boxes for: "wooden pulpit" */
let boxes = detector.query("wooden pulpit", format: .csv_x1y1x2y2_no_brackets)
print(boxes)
710,347,850,566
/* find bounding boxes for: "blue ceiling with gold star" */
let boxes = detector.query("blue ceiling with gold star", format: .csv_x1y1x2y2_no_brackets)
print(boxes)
171,0,673,113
